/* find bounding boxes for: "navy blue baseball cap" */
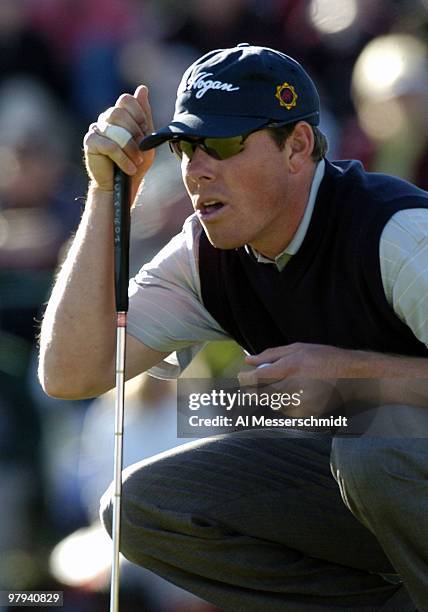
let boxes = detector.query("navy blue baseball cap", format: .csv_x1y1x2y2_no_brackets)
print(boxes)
140,43,320,151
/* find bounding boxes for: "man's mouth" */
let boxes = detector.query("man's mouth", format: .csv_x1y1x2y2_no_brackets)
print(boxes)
196,200,227,219
203,200,224,211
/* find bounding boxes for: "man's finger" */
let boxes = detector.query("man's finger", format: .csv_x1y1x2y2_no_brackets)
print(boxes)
86,133,138,176
135,85,155,134
98,106,144,141
245,345,295,364
117,92,147,129
238,361,287,386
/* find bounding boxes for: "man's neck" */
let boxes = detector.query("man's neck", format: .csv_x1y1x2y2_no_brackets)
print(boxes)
249,160,323,261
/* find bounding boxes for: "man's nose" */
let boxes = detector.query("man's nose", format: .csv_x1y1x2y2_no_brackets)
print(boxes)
184,146,216,183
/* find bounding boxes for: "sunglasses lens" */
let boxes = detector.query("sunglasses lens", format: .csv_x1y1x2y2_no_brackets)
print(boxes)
169,141,182,159
180,141,197,159
169,135,246,161
169,140,196,159
204,136,245,160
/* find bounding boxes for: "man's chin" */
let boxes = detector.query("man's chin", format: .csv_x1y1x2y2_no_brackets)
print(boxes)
203,230,245,250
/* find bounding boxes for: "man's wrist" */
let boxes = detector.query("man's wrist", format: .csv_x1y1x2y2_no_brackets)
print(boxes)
345,349,386,377
83,181,115,214
88,180,114,196
340,347,428,379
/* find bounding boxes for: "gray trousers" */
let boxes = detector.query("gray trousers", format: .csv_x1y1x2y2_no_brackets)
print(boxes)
100,406,427,611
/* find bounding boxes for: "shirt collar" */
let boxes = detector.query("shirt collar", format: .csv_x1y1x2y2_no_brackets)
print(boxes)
246,158,326,271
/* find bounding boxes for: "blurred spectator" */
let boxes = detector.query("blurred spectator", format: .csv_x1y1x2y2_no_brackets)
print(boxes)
117,39,196,128
29,0,141,57
0,0,69,105
0,78,82,268
162,0,285,54
351,32,428,188
0,77,83,590
29,0,143,125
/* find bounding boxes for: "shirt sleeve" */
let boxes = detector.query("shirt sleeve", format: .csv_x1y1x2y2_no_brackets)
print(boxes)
127,215,231,378
380,209,428,348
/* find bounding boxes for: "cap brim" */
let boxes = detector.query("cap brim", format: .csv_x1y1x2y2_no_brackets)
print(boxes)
139,113,269,150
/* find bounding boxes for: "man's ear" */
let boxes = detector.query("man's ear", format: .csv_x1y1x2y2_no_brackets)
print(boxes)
286,122,314,173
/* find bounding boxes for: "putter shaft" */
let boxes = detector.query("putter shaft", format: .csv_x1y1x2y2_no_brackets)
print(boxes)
110,312,127,612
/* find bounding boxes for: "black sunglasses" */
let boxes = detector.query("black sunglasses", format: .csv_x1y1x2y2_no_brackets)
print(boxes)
168,122,288,161
169,133,250,161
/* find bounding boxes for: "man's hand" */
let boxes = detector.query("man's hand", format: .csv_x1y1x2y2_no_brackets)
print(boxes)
238,343,428,416
239,342,428,384
83,85,155,203
238,343,348,417
239,343,352,386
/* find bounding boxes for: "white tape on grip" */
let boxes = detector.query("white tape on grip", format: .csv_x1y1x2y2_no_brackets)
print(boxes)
101,124,133,148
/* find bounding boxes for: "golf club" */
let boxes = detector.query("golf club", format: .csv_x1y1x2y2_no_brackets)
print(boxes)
110,166,130,612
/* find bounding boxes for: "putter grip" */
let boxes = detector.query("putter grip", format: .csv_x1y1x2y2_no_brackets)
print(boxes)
113,166,130,313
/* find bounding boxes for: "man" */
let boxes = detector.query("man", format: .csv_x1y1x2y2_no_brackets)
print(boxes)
39,44,428,610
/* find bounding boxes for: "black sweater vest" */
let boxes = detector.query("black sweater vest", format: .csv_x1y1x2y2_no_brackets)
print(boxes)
199,160,428,357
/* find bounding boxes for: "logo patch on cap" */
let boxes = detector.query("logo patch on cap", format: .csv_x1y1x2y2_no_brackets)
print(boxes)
275,83,298,110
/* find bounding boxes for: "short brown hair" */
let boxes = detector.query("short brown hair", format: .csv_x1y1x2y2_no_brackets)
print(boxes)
267,122,328,161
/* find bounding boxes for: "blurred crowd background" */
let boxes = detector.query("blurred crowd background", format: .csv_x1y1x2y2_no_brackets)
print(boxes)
0,0,427,610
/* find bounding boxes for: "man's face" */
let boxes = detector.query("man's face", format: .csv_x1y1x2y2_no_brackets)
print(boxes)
181,129,303,258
